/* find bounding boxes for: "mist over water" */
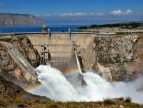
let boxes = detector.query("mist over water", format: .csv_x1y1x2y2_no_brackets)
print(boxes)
34,65,143,104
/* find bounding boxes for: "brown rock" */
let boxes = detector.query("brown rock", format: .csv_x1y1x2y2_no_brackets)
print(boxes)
0,44,16,72
80,35,143,81
11,36,40,67
0,76,27,98
0,43,37,88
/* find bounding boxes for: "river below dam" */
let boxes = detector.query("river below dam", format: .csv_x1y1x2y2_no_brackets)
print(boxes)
30,65,143,104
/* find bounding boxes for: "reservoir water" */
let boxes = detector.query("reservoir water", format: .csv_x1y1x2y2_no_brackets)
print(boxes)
0,25,82,33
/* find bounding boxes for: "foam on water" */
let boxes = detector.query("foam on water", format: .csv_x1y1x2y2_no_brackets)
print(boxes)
30,65,143,104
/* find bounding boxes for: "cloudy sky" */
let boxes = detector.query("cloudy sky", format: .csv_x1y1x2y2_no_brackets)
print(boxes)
0,0,143,25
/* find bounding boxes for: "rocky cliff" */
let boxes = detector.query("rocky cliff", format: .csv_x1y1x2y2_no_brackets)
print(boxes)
0,38,39,89
80,35,143,81
0,13,43,26
11,36,40,67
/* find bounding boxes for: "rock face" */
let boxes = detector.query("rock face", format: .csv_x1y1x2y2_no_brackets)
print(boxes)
0,44,16,72
11,36,40,67
0,36,41,88
0,76,47,102
0,76,26,98
0,13,43,26
80,35,143,81
0,41,38,89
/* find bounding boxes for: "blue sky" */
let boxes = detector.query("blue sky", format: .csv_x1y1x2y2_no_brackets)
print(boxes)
0,0,143,25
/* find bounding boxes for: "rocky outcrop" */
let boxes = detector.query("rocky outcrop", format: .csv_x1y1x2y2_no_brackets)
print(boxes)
0,36,41,89
0,41,38,89
0,76,48,104
80,35,143,81
0,76,27,98
0,44,16,72
0,13,43,26
11,36,40,67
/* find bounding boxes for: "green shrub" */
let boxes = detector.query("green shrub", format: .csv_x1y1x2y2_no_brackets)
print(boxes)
0,38,12,42
125,97,131,103
103,98,115,105
118,97,124,101
17,103,27,107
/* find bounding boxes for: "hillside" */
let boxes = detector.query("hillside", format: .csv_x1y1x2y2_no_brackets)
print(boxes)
78,21,143,30
0,13,43,26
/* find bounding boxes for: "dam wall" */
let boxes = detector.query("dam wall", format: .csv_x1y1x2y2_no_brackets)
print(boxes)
26,33,95,52
26,33,95,70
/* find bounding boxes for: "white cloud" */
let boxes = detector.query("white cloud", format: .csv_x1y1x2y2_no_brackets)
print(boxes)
60,12,87,16
38,10,133,18
111,9,123,15
125,9,133,15
111,9,133,15
41,12,105,17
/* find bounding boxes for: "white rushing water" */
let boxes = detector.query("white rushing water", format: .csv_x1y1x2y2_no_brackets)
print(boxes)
34,65,143,104
74,50,82,74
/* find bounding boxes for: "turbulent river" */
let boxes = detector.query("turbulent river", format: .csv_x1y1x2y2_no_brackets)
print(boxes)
31,65,143,104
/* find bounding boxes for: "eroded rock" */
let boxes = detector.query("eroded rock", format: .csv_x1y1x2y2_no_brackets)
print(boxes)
81,35,143,81
0,44,16,72
11,36,40,67
0,42,38,88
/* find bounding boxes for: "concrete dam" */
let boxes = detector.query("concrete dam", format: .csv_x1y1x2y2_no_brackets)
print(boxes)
27,32,95,71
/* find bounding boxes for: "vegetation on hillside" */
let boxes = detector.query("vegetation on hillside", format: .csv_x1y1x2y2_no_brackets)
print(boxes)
78,22,143,29
0,97,142,108
0,38,12,42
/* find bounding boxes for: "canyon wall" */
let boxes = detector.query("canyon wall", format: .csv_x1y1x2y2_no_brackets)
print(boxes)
81,35,143,81
0,40,38,89
11,36,40,67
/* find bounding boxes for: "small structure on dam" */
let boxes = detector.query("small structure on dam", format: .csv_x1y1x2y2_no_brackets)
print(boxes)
42,24,47,33
40,43,51,65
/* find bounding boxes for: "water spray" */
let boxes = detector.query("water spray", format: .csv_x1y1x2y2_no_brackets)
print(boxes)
33,65,143,104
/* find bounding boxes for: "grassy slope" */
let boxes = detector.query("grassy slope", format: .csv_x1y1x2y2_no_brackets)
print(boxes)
0,38,12,42
0,97,143,108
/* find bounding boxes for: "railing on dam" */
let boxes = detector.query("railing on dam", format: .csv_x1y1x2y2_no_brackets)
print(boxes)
1,30,143,37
